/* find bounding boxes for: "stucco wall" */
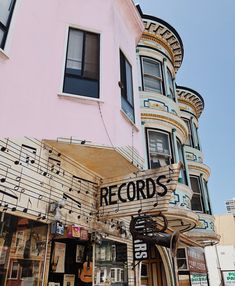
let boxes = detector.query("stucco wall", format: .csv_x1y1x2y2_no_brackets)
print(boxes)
0,0,144,156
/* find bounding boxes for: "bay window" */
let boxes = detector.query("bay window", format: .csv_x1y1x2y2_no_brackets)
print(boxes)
0,0,16,49
63,28,100,98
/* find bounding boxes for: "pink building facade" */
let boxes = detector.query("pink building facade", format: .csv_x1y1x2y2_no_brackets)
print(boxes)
0,0,144,154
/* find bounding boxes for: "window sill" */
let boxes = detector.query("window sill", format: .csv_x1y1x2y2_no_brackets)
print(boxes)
58,92,104,104
120,109,139,131
0,48,9,60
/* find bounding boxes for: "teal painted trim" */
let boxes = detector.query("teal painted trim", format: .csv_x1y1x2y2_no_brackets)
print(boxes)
182,145,191,188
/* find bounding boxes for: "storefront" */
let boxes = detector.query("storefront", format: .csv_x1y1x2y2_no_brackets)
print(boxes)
0,138,182,286
0,212,48,286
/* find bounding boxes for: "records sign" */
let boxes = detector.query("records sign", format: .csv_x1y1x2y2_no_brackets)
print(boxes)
98,162,182,218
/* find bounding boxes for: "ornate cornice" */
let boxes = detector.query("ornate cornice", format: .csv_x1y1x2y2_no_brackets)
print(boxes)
177,86,204,118
142,32,175,64
178,98,198,117
137,13,184,72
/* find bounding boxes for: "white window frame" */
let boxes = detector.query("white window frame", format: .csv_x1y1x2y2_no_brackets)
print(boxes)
190,175,204,212
147,129,172,168
177,248,189,271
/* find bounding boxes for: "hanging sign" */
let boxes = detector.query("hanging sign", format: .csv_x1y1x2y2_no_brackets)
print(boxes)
223,271,235,286
98,162,182,218
187,247,207,273
190,274,208,286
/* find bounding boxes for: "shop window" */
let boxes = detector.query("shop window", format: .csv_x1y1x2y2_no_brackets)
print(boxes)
167,68,176,101
142,57,163,94
147,129,172,169
120,50,135,122
63,27,100,98
95,240,128,286
177,248,188,270
190,176,204,212
0,212,48,286
0,0,16,49
49,239,91,286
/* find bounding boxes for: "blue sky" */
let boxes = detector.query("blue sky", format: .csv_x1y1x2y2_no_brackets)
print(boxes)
135,0,235,214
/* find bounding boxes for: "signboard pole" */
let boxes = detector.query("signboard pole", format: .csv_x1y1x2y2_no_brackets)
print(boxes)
215,245,224,286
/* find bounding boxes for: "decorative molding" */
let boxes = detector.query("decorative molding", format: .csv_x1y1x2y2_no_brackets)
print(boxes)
177,87,204,118
141,112,188,139
188,162,211,179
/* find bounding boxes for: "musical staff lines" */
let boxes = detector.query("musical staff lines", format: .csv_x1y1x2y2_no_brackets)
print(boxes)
0,138,101,226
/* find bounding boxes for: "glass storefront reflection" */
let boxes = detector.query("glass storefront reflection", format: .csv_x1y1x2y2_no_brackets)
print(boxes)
94,240,128,286
0,212,48,286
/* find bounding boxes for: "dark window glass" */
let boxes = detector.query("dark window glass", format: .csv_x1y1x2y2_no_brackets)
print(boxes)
63,28,100,98
183,118,193,147
193,123,200,150
142,57,163,93
120,50,134,122
190,176,204,212
177,139,187,185
167,68,176,101
147,129,171,169
204,179,212,215
0,0,16,49
177,248,188,270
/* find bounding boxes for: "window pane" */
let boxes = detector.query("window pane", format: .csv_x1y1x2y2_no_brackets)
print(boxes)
84,32,99,79
125,60,133,105
148,130,171,168
144,76,162,93
177,140,187,184
167,69,175,100
191,194,203,211
177,248,186,259
0,0,12,26
66,29,83,73
0,28,4,46
120,51,134,122
183,119,193,146
190,177,201,194
143,58,161,77
143,58,162,93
